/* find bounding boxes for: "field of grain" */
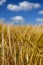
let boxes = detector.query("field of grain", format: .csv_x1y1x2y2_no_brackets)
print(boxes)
0,24,43,65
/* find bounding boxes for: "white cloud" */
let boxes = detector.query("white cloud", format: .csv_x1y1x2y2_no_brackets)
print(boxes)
37,18,43,22
19,1,33,10
11,16,24,23
33,3,41,8
7,1,41,11
38,10,43,14
7,4,21,11
0,18,5,21
19,2,41,10
0,0,6,5
0,18,5,23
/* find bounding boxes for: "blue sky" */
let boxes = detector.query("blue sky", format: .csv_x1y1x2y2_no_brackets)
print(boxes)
0,0,43,25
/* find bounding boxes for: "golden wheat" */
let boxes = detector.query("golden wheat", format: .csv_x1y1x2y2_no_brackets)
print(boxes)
0,24,43,65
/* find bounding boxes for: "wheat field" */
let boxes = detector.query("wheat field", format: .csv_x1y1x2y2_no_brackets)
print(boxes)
0,24,43,65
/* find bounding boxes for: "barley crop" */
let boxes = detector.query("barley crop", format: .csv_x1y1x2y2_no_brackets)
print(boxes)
0,24,43,65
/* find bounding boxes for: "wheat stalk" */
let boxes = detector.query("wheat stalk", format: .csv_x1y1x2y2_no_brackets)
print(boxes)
0,24,43,65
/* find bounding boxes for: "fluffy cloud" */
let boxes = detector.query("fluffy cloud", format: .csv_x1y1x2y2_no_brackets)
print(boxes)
11,16,24,22
0,0,6,5
19,1,41,9
7,4,21,11
0,18,5,21
38,10,43,14
7,1,41,11
0,18,5,23
37,18,43,22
